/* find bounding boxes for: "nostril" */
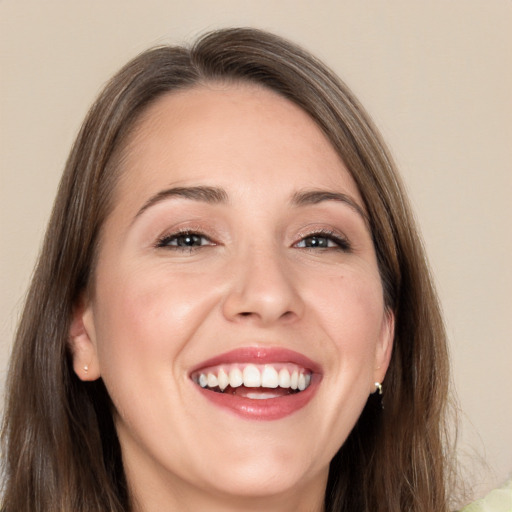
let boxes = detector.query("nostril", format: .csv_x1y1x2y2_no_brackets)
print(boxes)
237,310,295,321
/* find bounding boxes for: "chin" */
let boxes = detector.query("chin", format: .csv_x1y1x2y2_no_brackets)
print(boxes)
196,445,326,500
206,467,314,500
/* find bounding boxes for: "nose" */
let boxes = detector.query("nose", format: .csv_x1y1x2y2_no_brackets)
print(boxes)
222,247,304,326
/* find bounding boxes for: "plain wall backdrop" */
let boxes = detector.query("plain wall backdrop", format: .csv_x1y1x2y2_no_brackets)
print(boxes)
1,0,511,504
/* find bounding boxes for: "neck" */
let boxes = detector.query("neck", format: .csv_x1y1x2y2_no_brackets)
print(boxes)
132,488,325,512
126,460,327,512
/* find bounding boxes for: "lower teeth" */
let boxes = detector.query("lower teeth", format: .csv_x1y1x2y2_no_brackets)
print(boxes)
210,385,299,396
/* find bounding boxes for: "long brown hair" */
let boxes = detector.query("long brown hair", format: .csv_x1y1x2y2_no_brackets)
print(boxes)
1,28,454,511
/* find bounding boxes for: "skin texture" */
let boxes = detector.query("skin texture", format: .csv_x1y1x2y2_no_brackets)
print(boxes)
70,83,394,512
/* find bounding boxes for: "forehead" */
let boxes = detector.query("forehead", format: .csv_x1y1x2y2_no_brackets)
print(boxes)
114,82,363,207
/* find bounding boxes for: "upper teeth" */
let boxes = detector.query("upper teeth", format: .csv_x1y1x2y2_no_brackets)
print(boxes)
193,363,312,392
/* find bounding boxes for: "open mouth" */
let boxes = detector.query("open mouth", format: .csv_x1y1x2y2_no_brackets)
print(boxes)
191,363,312,399
189,347,320,420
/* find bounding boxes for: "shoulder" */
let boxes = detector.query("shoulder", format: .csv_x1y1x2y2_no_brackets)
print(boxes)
460,480,512,512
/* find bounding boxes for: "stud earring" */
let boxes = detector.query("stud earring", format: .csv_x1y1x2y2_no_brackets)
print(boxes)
374,382,383,395
83,365,89,373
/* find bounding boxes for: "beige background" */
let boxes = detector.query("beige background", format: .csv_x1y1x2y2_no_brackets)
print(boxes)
1,0,511,503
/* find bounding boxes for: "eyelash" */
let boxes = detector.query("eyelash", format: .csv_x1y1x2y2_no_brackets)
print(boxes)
294,229,351,252
155,229,351,252
155,230,215,251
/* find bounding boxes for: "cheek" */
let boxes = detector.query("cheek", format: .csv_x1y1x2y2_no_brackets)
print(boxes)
310,270,386,345
91,264,222,370
293,270,386,463
303,268,386,402
89,267,219,428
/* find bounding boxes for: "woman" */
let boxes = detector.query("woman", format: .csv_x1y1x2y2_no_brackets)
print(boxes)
1,28,454,511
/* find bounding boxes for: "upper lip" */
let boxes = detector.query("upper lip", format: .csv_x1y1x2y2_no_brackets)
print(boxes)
189,346,322,376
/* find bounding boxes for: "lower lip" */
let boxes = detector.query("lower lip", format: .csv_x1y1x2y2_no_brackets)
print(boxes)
194,376,320,421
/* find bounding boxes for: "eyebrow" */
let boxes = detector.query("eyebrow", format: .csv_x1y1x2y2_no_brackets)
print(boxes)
135,186,228,219
134,185,369,227
291,190,369,226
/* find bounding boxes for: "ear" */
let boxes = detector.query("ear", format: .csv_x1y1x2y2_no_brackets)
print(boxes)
373,308,394,387
69,295,101,381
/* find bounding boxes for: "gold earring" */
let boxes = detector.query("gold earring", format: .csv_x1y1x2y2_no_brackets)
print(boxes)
374,382,383,395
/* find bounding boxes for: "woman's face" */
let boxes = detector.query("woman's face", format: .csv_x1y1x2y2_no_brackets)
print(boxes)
71,84,393,510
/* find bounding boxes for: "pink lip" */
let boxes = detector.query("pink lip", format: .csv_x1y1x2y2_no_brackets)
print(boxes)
190,346,322,374
190,347,322,421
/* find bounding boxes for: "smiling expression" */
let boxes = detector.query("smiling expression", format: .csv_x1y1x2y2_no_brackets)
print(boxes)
70,83,394,510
